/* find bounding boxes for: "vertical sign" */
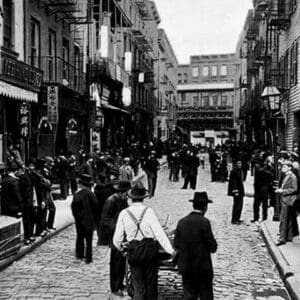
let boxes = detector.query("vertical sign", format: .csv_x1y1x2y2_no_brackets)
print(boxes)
20,102,29,138
100,25,108,58
47,86,59,124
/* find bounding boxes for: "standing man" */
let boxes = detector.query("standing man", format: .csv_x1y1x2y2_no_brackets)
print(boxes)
71,174,98,264
228,159,245,225
143,151,160,198
113,182,175,300
119,157,134,183
174,192,217,300
275,161,298,245
100,180,131,297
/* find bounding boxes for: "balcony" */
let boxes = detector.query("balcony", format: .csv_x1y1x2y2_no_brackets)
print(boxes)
30,56,86,94
246,18,259,41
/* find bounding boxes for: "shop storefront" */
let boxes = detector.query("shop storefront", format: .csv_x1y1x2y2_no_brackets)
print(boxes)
0,48,42,166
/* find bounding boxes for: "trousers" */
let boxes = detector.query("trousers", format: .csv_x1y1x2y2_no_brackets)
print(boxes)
279,204,293,242
253,190,269,221
182,275,213,300
75,222,93,261
110,247,126,293
130,262,158,300
231,196,243,222
22,206,36,240
47,196,56,229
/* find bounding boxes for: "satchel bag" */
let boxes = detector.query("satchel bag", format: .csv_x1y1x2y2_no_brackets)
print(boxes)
126,208,159,265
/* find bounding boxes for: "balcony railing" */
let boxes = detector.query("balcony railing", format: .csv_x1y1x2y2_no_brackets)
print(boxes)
267,0,290,30
29,56,86,94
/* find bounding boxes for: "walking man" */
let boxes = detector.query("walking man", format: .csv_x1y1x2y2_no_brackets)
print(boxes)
228,159,245,224
113,182,175,300
143,151,160,198
174,192,217,300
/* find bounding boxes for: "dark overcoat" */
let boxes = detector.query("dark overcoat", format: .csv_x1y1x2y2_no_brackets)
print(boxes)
228,168,245,197
174,212,217,278
71,188,98,231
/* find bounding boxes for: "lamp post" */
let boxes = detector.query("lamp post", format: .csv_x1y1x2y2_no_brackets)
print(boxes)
261,85,281,221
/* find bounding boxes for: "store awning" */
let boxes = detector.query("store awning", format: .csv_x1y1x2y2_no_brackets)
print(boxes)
0,80,38,103
101,102,130,114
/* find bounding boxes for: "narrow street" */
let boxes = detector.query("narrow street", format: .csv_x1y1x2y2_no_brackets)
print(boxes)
0,165,290,300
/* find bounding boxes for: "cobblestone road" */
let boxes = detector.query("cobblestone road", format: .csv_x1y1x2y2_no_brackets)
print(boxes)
0,164,290,299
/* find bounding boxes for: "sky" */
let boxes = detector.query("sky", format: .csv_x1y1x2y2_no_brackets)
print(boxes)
154,0,253,64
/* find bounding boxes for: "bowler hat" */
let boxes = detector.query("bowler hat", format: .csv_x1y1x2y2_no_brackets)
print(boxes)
127,182,149,200
113,180,131,192
189,192,212,204
79,174,94,187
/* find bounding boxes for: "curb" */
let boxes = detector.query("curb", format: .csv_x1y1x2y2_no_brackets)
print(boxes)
0,219,74,272
260,223,300,300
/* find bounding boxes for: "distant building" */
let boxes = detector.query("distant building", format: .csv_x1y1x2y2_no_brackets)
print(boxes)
176,54,239,147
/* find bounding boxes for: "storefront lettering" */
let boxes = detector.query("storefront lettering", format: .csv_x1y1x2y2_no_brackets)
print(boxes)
20,103,29,138
47,86,59,124
1,52,43,91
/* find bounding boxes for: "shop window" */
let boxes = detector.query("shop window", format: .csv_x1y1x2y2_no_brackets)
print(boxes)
30,17,41,68
193,95,199,107
3,0,13,49
220,65,227,76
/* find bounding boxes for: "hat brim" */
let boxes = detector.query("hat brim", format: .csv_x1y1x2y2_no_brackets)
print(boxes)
113,185,131,192
189,199,213,203
127,190,149,199
79,180,94,186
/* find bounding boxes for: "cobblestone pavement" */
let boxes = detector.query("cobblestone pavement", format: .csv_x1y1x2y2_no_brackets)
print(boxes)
0,165,291,299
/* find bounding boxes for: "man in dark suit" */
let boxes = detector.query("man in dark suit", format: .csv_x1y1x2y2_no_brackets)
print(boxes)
228,159,245,224
71,174,98,264
1,163,23,218
174,192,217,300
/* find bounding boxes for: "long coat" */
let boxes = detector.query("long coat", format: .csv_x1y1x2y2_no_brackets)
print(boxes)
228,168,245,197
1,175,23,217
71,188,98,232
174,212,217,278
280,172,298,206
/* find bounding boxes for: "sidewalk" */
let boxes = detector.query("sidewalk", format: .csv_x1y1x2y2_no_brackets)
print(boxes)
244,174,300,300
0,195,74,271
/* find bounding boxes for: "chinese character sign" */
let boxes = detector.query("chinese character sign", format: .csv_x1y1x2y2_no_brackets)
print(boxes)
20,102,29,138
47,86,59,124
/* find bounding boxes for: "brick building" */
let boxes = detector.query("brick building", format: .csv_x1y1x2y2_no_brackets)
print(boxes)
176,54,239,146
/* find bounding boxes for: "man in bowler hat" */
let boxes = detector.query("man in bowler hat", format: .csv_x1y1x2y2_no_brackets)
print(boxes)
71,174,98,264
174,192,217,300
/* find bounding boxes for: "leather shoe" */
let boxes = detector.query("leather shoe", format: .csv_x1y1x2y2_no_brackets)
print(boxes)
276,241,286,246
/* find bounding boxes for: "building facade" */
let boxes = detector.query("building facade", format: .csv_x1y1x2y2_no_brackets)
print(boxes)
154,28,178,142
177,54,239,146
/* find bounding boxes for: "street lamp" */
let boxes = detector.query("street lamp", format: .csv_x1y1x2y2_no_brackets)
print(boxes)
261,85,281,221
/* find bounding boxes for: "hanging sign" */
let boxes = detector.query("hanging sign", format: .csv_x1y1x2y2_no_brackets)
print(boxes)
47,86,59,124
20,102,29,138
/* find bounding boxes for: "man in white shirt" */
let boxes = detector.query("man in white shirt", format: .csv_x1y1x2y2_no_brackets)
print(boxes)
113,182,175,300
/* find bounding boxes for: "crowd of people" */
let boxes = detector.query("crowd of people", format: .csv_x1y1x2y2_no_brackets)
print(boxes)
2,138,300,299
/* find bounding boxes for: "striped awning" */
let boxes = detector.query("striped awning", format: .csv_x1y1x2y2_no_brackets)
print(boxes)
0,80,38,103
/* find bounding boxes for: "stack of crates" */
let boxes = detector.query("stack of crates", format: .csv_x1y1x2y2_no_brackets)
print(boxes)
0,216,21,260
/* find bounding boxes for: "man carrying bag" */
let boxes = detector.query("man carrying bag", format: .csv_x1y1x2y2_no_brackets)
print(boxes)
113,182,175,300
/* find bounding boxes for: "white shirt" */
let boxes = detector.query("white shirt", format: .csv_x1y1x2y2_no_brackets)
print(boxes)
113,202,174,255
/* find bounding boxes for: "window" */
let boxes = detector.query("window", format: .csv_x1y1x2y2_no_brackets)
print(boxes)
211,66,217,77
289,0,297,15
220,65,227,76
62,38,70,81
290,43,297,86
181,93,186,106
48,30,56,81
202,66,209,77
3,0,13,49
212,95,219,106
178,73,182,84
193,95,199,107
74,46,80,89
30,18,41,68
203,96,209,107
183,73,188,83
192,67,199,78
221,96,227,107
